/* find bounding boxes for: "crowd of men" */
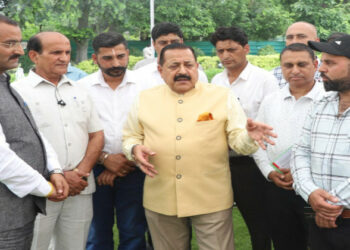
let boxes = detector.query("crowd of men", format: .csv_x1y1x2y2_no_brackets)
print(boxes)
1,13,350,250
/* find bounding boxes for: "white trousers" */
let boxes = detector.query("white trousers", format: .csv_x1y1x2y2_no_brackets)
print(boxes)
31,194,93,250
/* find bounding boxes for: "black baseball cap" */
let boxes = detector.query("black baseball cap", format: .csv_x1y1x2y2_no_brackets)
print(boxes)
308,34,350,59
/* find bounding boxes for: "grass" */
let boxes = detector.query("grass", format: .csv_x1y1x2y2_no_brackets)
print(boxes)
113,207,251,250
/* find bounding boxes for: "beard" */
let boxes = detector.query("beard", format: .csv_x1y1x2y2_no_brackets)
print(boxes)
98,63,127,77
322,73,350,92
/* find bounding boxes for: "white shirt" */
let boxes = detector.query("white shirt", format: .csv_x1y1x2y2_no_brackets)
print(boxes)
211,62,279,119
253,82,325,179
12,71,103,194
78,69,142,154
0,123,61,198
135,61,209,90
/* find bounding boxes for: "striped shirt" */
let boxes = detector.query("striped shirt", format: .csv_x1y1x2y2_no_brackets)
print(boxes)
291,91,350,208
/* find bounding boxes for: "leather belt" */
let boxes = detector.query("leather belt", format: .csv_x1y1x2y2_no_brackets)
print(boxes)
341,209,350,219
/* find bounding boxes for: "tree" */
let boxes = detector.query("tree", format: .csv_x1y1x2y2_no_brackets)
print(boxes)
290,0,350,39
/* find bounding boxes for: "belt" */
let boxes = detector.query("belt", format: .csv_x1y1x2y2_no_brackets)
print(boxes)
341,209,350,219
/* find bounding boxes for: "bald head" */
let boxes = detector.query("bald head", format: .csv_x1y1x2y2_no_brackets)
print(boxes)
285,22,319,46
27,31,71,84
27,31,69,54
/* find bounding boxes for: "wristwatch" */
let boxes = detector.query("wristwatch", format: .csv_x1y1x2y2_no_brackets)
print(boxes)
49,169,64,176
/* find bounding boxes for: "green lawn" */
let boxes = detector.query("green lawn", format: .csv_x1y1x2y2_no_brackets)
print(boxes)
113,207,251,250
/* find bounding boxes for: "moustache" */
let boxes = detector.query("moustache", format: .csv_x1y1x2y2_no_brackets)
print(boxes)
106,66,127,72
320,73,331,81
8,54,21,60
174,74,191,81
104,66,127,76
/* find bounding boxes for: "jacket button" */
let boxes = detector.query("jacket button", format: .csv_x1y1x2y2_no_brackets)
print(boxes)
176,155,181,160
176,174,182,179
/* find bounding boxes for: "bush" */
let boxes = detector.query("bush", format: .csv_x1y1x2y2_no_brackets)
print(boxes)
76,60,98,74
76,55,280,75
197,56,220,71
129,47,143,57
247,54,279,70
193,47,205,57
257,45,277,56
205,68,223,82
129,56,144,69
19,54,34,73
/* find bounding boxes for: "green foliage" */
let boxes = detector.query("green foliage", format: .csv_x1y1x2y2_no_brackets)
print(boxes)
19,54,34,73
193,47,205,57
248,54,280,70
76,60,98,74
128,56,144,69
128,47,143,57
197,56,220,71
258,45,277,56
76,56,144,73
205,68,223,82
289,0,350,40
76,55,279,76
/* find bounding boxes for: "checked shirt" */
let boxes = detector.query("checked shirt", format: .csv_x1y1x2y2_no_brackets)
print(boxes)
291,91,350,208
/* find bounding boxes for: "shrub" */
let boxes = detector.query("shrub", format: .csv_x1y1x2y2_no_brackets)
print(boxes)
197,56,220,71
247,54,279,70
193,47,205,57
129,56,144,69
129,47,143,57
257,45,277,56
76,55,280,75
205,68,223,82
19,54,34,73
76,60,98,74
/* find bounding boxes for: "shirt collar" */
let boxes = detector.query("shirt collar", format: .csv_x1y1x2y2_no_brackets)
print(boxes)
91,69,137,89
28,70,73,88
281,79,324,101
224,62,252,84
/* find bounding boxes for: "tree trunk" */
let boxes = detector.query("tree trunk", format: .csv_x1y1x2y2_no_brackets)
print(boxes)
74,39,89,63
73,0,90,63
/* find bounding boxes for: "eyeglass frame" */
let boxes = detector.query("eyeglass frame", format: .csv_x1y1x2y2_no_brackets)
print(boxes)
0,41,25,49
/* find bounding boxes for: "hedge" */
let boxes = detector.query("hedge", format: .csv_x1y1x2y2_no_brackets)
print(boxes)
76,54,280,79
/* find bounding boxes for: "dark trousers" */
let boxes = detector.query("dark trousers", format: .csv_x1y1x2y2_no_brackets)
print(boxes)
230,156,271,250
87,165,147,250
264,182,308,250
0,220,34,250
308,217,350,250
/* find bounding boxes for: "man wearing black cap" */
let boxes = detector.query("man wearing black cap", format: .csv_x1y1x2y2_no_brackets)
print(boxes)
291,34,350,250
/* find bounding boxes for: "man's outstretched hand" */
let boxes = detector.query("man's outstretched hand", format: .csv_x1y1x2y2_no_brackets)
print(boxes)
246,118,277,150
132,145,157,177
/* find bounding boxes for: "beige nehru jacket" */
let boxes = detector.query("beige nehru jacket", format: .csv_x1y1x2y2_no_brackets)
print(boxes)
123,82,258,217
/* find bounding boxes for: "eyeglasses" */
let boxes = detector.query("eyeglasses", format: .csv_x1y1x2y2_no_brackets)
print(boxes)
0,41,24,49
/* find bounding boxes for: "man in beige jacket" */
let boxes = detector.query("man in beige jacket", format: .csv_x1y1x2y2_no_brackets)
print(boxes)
123,43,276,250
